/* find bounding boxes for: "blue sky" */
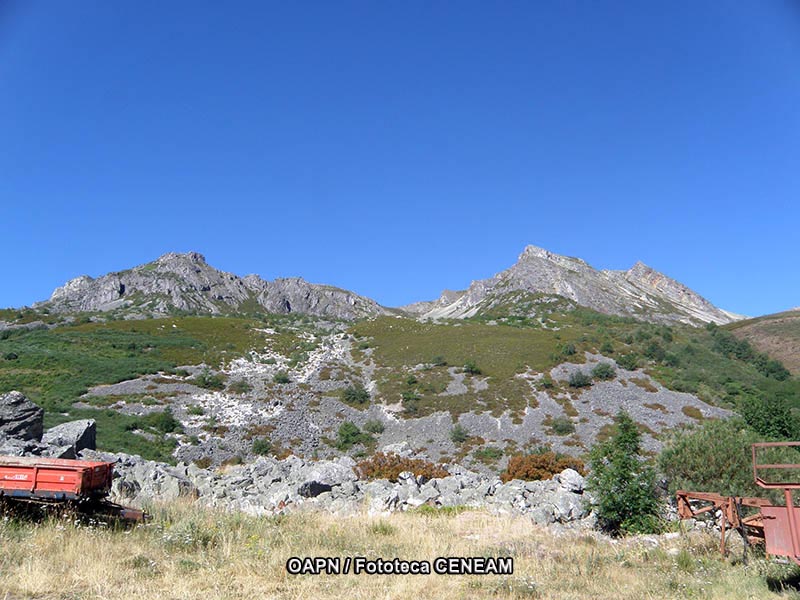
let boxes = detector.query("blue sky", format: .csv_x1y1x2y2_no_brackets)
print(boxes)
1,1,798,316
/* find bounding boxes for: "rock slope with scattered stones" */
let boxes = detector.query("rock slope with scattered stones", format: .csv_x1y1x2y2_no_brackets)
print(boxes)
0,390,594,527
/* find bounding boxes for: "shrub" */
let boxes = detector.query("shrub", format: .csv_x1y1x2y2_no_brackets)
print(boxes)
587,410,662,536
340,384,370,405
473,446,503,462
500,452,585,482
193,369,225,390
644,341,666,362
228,379,253,394
450,424,468,444
617,353,639,371
740,394,800,441
402,391,420,415
186,405,204,416
568,371,592,388
193,457,212,469
273,371,291,384
430,355,447,367
658,418,800,499
335,421,373,451
562,343,577,356
355,452,448,482
600,341,614,355
549,416,575,435
463,360,482,375
591,362,616,380
251,438,272,456
363,419,385,434
139,408,182,434
405,375,418,386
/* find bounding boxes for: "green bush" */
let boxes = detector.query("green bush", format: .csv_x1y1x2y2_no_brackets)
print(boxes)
644,341,666,362
363,419,385,434
273,371,291,384
473,446,503,462
739,394,800,441
600,341,614,355
401,391,420,416
658,418,800,499
340,384,370,405
463,360,482,375
591,362,616,380
587,410,662,536
562,343,577,356
568,371,592,388
193,369,225,390
335,421,373,451
617,353,639,371
251,438,272,456
450,423,468,444
139,408,182,434
549,416,575,435
186,405,204,416
228,379,253,394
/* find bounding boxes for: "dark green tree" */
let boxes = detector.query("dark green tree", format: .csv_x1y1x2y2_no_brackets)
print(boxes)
587,410,661,536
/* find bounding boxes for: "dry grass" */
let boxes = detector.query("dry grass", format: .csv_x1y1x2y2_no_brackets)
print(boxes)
1,502,799,599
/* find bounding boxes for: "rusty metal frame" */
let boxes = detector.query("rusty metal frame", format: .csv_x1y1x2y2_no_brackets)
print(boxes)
676,490,767,556
677,442,800,565
752,441,800,489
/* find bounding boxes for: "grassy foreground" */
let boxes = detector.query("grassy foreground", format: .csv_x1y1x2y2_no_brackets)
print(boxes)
2,503,800,599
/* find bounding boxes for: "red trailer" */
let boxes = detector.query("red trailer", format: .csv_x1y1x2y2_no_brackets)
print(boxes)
0,455,145,522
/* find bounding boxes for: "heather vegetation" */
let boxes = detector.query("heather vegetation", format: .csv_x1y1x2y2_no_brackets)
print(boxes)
501,451,586,482
355,452,449,481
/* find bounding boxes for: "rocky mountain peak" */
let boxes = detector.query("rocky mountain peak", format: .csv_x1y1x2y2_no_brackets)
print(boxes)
518,245,589,271
420,245,741,325
38,253,389,320
154,251,207,266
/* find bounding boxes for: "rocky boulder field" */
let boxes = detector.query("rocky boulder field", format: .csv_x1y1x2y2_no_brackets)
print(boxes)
1,390,594,528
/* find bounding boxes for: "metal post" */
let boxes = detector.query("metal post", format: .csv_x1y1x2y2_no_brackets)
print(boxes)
784,489,800,563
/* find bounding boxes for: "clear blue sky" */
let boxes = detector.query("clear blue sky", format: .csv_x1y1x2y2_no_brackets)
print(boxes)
1,1,798,316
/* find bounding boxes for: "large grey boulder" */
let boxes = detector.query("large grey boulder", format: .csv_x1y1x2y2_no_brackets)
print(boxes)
293,456,357,499
0,433,46,456
42,419,96,453
556,468,585,494
0,391,43,441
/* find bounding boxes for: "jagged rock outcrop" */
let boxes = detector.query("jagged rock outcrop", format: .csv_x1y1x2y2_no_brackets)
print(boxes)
243,276,386,321
42,419,96,454
418,245,742,325
38,252,390,320
0,391,44,441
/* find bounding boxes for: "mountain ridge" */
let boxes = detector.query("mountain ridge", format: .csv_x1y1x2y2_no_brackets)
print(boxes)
33,246,741,325
412,245,743,325
39,251,390,321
